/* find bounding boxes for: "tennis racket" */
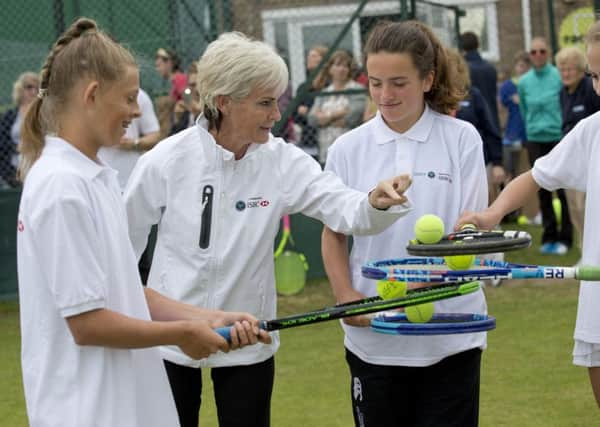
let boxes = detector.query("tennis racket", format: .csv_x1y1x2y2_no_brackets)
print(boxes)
215,281,481,341
362,256,600,282
274,215,308,296
407,227,532,256
370,313,496,335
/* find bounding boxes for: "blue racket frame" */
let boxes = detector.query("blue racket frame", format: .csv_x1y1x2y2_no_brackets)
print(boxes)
361,256,600,282
371,313,496,335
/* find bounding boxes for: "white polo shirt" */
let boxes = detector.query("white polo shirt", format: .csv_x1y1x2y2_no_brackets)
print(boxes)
99,89,160,190
532,111,600,344
17,137,179,427
326,107,488,366
124,116,411,368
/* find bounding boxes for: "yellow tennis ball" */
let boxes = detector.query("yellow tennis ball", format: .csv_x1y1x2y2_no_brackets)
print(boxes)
376,281,407,300
405,303,435,323
414,214,445,244
444,254,476,270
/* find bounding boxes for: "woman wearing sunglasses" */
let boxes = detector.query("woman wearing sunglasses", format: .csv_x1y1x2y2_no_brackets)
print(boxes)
518,36,573,256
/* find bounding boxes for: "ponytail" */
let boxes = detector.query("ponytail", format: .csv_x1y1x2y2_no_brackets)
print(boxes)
17,17,136,181
17,97,44,182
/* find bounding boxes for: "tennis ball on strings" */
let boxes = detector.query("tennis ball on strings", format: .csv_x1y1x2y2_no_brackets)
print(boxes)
405,302,435,323
414,214,445,244
376,280,407,300
444,254,476,270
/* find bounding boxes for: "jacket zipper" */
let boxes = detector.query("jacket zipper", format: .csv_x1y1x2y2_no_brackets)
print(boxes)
199,185,213,249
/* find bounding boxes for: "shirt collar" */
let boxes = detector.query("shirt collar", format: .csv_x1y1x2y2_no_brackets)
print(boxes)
372,104,435,145
44,136,113,180
195,114,261,161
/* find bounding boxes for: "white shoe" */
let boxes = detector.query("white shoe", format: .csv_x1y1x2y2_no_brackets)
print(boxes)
553,242,568,255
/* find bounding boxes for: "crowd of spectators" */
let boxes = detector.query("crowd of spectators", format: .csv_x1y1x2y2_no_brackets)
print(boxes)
1,33,596,258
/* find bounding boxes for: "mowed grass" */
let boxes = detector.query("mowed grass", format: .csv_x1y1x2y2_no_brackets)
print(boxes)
1,224,598,425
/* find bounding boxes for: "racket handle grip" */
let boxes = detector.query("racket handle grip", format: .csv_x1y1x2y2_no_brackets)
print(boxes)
576,266,600,281
215,326,233,342
214,321,268,343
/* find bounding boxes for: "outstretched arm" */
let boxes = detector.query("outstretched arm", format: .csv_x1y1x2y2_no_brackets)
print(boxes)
456,170,540,230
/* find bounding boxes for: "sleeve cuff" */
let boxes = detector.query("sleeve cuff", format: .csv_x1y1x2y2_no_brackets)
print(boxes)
60,298,106,318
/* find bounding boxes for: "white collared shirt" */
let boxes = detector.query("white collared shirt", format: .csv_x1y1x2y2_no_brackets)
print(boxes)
124,116,411,368
17,137,178,427
532,111,600,344
326,106,489,366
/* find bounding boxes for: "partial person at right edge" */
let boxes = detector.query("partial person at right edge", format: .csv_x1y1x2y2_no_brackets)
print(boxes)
556,46,600,257
456,20,600,408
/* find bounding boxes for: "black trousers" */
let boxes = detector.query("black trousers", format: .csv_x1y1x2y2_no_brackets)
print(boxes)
525,141,573,246
164,357,274,427
346,348,482,427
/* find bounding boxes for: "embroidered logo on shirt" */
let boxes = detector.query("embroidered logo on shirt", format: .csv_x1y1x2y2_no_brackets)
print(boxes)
246,197,270,209
413,171,453,184
235,201,246,211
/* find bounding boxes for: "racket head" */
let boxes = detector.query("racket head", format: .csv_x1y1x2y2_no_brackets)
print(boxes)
275,250,307,296
371,312,496,335
406,229,531,256
362,256,502,282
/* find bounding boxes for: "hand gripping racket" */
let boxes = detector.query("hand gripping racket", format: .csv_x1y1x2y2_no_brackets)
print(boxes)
407,227,532,256
215,281,481,341
370,312,496,335
362,256,600,283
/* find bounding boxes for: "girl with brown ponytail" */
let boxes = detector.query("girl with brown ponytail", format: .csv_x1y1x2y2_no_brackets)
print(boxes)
322,20,488,426
17,17,268,427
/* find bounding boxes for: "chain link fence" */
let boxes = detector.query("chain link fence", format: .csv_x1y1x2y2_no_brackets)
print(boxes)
0,0,463,190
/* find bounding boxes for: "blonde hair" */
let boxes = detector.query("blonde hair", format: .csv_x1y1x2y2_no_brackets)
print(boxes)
12,72,39,105
555,46,586,71
18,17,137,181
195,32,288,130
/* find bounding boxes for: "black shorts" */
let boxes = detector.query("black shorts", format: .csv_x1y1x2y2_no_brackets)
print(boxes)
346,348,481,427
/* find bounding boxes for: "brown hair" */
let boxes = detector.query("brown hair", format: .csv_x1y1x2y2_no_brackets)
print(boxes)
364,21,464,114
446,48,470,96
314,49,357,89
18,17,137,181
513,50,531,67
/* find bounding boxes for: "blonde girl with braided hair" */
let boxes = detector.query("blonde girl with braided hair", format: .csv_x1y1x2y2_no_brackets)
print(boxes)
17,17,269,427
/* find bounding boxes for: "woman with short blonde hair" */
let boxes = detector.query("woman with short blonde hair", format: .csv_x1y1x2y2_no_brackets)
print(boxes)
125,30,412,427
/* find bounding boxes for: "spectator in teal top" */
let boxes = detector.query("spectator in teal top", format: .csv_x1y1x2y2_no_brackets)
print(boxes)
518,36,572,255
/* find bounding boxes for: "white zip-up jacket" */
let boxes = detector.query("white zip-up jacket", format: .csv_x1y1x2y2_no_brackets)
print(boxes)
124,117,411,368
